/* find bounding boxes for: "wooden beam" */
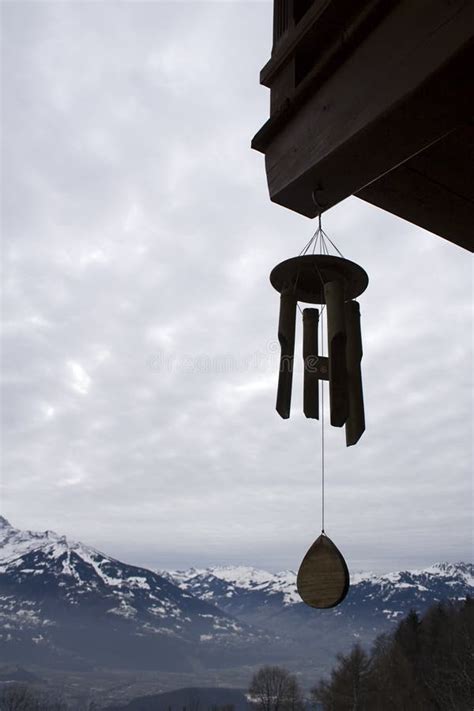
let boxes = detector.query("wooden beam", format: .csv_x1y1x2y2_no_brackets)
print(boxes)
255,0,395,132
254,0,474,223
261,0,376,87
357,127,474,252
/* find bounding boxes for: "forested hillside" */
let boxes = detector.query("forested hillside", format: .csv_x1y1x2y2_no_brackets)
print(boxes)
312,598,473,710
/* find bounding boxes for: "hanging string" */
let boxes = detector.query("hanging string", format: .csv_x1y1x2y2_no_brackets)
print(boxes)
298,222,344,259
320,296,325,534
323,231,344,258
296,198,347,535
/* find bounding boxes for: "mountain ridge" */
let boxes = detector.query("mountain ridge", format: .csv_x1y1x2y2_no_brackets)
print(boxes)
1,517,472,683
0,518,279,672
165,561,473,618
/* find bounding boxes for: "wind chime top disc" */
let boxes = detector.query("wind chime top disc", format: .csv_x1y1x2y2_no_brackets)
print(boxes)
297,533,350,608
270,254,368,304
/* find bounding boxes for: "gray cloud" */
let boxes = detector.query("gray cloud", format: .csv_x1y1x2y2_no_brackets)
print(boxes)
1,1,472,575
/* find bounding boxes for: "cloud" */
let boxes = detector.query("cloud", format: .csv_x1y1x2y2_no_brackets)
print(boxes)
1,2,472,574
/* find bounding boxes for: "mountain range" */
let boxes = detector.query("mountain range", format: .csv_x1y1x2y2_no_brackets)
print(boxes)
0,517,277,672
169,560,473,628
1,516,472,683
167,560,473,672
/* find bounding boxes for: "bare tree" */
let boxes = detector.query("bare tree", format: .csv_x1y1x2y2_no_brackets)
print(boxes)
249,666,304,711
0,684,35,711
0,684,66,711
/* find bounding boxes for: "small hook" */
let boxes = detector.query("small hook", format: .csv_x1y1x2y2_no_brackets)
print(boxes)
311,186,327,212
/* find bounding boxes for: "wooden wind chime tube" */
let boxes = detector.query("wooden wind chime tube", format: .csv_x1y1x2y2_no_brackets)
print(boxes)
302,308,320,419
344,300,365,447
324,280,348,427
276,287,297,419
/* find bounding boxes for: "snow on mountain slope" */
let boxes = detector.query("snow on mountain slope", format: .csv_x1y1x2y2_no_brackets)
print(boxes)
170,565,300,605
168,561,474,623
2,516,472,677
0,517,151,592
0,518,276,672
164,561,474,672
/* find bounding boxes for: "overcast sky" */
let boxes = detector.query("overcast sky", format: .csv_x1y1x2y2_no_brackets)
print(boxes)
1,1,472,575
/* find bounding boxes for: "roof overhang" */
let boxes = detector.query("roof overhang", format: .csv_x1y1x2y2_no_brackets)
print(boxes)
252,0,474,252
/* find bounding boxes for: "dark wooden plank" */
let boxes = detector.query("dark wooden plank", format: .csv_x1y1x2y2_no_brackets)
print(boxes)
357,153,474,252
261,0,377,87
255,0,395,135
256,0,474,227
399,125,474,204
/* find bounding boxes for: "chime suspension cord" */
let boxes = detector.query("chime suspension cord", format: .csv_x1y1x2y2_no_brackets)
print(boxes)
313,214,322,254
322,229,344,258
318,226,327,533
298,206,346,534
299,230,318,256
320,299,325,534
300,224,343,258
301,224,329,533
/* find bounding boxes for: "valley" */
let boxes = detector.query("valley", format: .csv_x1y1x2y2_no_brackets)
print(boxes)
1,516,472,706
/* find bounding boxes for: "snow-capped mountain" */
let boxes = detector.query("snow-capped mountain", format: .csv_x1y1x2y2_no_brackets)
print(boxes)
1,517,471,678
167,562,474,652
170,562,473,615
169,565,300,605
0,518,276,671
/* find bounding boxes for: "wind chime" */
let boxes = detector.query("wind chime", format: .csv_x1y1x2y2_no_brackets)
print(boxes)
270,213,368,609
